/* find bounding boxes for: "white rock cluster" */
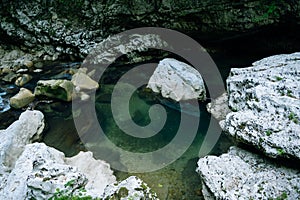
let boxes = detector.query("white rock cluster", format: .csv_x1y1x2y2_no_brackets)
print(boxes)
0,110,158,199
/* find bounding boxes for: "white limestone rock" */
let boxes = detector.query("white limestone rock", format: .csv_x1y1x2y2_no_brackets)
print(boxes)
71,72,99,91
0,143,117,200
65,151,116,197
147,58,206,101
206,92,231,121
0,143,86,200
102,176,159,200
0,110,44,170
197,146,300,200
222,52,300,160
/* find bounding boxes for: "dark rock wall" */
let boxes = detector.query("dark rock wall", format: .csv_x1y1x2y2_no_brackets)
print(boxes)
0,0,299,58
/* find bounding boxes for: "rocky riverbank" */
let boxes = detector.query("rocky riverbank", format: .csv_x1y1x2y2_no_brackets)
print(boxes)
199,52,300,199
0,110,158,199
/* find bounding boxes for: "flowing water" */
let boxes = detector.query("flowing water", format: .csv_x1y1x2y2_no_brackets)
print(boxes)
0,51,267,199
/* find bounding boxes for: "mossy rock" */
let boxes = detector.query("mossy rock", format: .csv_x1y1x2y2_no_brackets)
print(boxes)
34,79,74,101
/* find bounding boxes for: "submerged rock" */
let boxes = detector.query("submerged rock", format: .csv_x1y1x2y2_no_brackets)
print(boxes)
2,72,18,83
197,146,300,200
102,176,159,200
222,52,300,160
148,58,206,101
15,74,32,87
9,87,35,109
34,79,74,101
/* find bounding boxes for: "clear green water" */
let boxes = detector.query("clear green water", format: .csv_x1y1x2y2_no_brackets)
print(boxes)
43,83,232,199
41,58,236,199
0,51,265,199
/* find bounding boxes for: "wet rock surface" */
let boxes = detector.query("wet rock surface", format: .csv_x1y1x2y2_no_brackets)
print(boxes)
197,146,300,200
222,52,300,160
9,87,34,109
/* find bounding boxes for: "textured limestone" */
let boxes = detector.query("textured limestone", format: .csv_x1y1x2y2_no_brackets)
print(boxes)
102,176,159,200
148,58,206,101
222,52,300,160
206,92,230,121
197,146,300,200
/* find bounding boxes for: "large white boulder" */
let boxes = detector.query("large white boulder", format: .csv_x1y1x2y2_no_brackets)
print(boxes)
197,146,300,200
0,143,86,200
0,110,157,200
147,58,206,101
222,52,300,160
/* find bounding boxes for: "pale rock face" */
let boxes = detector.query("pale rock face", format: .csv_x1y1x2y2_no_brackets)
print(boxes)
102,176,159,200
147,58,206,101
9,87,35,109
65,151,116,197
34,79,74,101
0,143,117,200
196,146,300,200
71,72,99,91
0,143,86,200
0,111,157,200
222,52,300,160
0,110,44,170
206,92,231,121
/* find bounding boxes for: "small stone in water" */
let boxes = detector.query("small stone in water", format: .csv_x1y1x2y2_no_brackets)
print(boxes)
10,88,35,109
23,60,33,68
15,74,32,87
